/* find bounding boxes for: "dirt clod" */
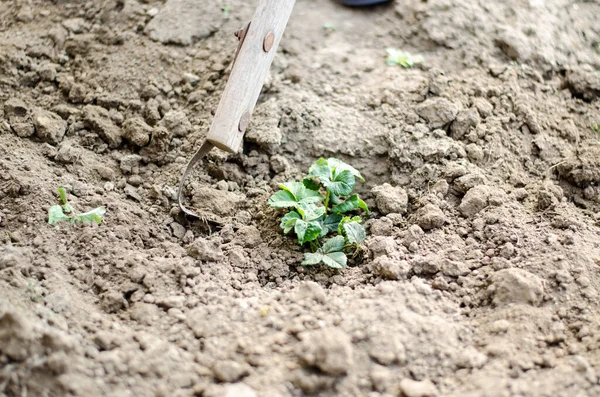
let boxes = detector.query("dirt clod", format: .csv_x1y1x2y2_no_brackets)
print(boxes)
192,187,244,217
414,203,446,230
187,237,223,262
0,311,35,361
4,98,34,137
160,111,192,138
370,256,410,280
145,0,222,45
33,109,67,145
101,290,128,313
298,328,353,376
490,268,544,307
372,183,408,215
123,117,153,147
294,281,327,304
82,105,122,148
224,383,257,397
566,68,600,101
213,360,250,383
415,98,459,129
399,378,439,397
451,108,480,140
458,185,490,217
233,226,262,248
68,83,87,104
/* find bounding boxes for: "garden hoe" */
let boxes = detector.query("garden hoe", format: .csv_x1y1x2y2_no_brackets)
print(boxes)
177,0,296,218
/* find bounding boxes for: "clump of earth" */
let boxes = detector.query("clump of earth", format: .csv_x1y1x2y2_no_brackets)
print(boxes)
1,0,600,396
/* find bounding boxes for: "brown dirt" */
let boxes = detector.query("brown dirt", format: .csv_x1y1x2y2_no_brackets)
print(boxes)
1,0,600,396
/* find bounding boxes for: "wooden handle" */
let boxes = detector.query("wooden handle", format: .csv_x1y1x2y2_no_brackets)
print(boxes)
206,0,296,152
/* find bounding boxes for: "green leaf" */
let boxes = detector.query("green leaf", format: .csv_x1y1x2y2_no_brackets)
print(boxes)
295,219,322,244
306,164,331,182
302,253,324,266
268,190,298,208
304,221,323,243
358,199,370,216
308,157,363,180
57,187,73,213
318,219,344,240
269,182,323,209
48,205,72,225
75,207,106,224
279,182,322,203
326,158,365,182
332,194,370,216
321,251,347,269
329,193,342,205
324,214,342,232
338,216,362,235
320,235,345,253
57,187,68,205
300,235,347,269
308,158,329,173
326,169,355,196
318,221,329,238
332,194,359,214
307,159,355,196
280,211,301,234
301,251,347,269
386,48,424,68
302,178,321,191
297,202,326,221
344,222,366,245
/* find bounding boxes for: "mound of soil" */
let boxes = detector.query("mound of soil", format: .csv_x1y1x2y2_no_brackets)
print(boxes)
1,0,600,396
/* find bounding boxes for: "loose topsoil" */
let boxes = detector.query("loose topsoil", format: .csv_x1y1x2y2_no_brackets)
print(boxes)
1,0,600,396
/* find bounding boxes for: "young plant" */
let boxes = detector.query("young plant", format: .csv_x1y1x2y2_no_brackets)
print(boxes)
591,122,600,140
48,187,106,226
386,48,424,68
323,23,336,32
268,158,369,269
222,5,232,16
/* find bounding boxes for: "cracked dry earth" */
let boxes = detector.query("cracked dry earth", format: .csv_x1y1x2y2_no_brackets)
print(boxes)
1,0,600,396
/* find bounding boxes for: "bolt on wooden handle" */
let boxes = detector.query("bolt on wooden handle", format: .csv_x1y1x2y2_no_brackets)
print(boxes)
206,0,296,153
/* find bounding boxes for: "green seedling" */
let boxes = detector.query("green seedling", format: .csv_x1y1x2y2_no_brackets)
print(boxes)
222,5,232,16
323,23,336,32
48,187,106,226
268,158,369,269
592,122,599,139
386,48,424,68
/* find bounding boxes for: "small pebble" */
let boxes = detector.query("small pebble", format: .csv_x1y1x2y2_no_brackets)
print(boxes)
216,180,229,191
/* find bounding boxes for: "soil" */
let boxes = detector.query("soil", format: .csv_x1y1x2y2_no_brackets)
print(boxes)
1,0,600,396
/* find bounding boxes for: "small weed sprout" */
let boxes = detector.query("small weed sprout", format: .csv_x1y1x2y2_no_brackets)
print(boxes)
268,158,369,269
323,23,336,32
222,5,232,16
48,187,106,227
592,122,599,139
386,48,424,68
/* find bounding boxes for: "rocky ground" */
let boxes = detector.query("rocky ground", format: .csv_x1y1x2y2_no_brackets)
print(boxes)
1,0,600,396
